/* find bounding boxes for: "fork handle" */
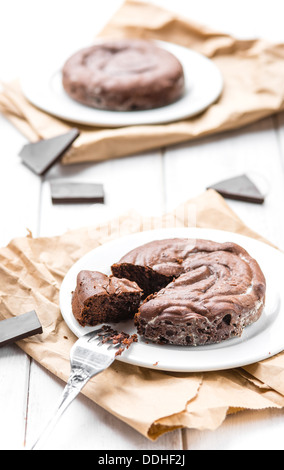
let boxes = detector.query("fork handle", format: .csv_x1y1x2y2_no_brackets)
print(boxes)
30,368,91,450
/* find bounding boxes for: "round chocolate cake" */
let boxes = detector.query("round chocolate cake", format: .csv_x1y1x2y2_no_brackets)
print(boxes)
62,39,185,111
111,238,266,346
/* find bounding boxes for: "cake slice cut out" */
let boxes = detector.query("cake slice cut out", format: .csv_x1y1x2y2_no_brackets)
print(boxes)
207,174,265,204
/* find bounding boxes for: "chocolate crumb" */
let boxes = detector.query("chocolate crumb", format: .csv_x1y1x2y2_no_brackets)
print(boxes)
98,325,137,356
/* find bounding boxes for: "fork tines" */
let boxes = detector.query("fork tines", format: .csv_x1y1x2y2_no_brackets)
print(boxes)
91,325,138,355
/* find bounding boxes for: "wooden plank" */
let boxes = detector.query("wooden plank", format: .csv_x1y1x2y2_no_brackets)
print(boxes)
163,116,284,449
184,408,284,450
163,117,284,249
0,0,181,451
1,0,284,452
0,345,30,450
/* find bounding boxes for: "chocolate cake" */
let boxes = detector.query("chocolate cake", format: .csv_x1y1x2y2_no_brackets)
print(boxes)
72,270,142,327
62,39,185,111
111,238,266,346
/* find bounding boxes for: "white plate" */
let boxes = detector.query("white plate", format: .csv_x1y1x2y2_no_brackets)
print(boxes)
20,41,223,128
59,228,283,372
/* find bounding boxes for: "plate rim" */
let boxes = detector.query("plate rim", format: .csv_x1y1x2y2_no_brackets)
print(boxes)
20,40,224,128
59,227,284,372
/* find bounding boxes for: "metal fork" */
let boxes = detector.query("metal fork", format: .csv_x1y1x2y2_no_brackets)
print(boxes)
29,326,128,450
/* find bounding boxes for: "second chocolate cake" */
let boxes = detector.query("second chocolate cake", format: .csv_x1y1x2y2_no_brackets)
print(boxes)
112,238,266,346
62,39,185,111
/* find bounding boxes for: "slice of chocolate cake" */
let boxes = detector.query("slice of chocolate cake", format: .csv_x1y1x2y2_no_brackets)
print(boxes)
72,270,142,327
111,263,173,299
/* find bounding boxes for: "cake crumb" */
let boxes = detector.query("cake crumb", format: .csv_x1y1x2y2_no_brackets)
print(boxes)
98,325,138,356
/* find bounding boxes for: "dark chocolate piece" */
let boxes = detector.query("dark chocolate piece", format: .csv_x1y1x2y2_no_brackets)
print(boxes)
50,181,104,204
96,325,138,357
72,270,142,326
19,129,80,176
0,310,43,347
72,271,142,327
207,174,265,204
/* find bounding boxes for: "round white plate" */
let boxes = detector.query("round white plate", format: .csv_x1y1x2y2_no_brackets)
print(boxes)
60,228,283,372
20,41,223,128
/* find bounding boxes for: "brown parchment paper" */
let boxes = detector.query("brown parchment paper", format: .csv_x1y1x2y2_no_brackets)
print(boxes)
0,189,284,440
2,0,284,164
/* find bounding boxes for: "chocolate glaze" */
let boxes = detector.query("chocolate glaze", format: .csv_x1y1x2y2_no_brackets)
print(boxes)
62,39,185,111
112,238,266,346
72,270,142,327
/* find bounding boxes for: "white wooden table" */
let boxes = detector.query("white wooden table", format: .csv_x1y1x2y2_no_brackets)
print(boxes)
0,0,284,450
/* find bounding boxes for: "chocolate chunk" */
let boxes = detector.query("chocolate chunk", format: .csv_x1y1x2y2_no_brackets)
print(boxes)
0,310,43,347
19,129,80,176
72,271,142,326
50,181,105,204
207,174,265,204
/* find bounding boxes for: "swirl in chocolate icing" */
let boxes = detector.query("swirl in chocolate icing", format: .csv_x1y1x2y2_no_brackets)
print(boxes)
112,238,266,346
